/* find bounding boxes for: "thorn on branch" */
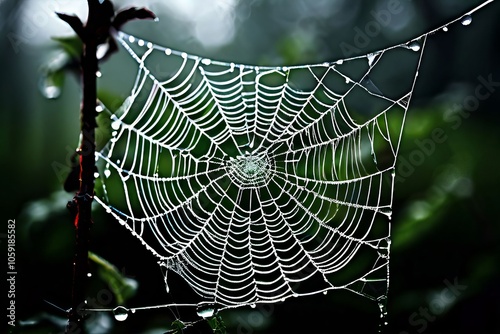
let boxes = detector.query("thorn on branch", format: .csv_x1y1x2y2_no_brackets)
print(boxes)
56,13,85,40
112,7,157,30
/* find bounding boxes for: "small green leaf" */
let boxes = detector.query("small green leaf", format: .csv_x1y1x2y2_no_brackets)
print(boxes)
170,319,186,332
88,252,138,304
208,315,227,334
52,36,83,58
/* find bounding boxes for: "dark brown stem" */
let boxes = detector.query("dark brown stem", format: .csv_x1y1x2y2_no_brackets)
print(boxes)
66,39,97,334
58,1,155,332
65,2,100,333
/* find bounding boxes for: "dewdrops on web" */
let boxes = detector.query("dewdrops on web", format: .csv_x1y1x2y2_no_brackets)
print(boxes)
111,115,121,131
406,40,421,52
95,102,104,113
461,14,472,26
196,302,216,318
113,306,129,321
91,5,493,328
96,35,407,308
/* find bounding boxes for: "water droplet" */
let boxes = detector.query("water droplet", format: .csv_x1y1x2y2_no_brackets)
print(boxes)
104,169,111,178
196,303,215,318
230,63,235,72
138,39,145,47
461,15,472,26
87,272,92,277
147,42,153,49
379,208,392,218
250,303,256,309
96,104,104,113
165,48,172,56
131,309,136,314
106,207,112,213
154,17,160,22
201,58,211,66
323,290,328,295
322,62,330,67
336,59,344,65
367,53,377,67
181,52,187,59
111,119,121,130
345,77,351,84
128,36,135,43
113,306,129,321
42,85,61,99
282,66,288,72
407,41,421,52
442,26,449,32
93,172,100,179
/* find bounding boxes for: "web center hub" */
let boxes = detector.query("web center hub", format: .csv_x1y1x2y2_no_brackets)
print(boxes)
226,153,274,189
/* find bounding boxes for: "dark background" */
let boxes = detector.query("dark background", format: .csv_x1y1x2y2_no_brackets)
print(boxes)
1,0,499,333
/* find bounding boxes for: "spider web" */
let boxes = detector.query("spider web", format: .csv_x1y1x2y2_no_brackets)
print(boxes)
96,33,415,311
91,2,489,323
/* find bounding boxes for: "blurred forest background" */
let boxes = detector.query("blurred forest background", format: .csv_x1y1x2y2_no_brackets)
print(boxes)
1,0,499,333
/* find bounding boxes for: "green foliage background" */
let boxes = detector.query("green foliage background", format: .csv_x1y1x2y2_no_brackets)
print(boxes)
1,0,499,333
